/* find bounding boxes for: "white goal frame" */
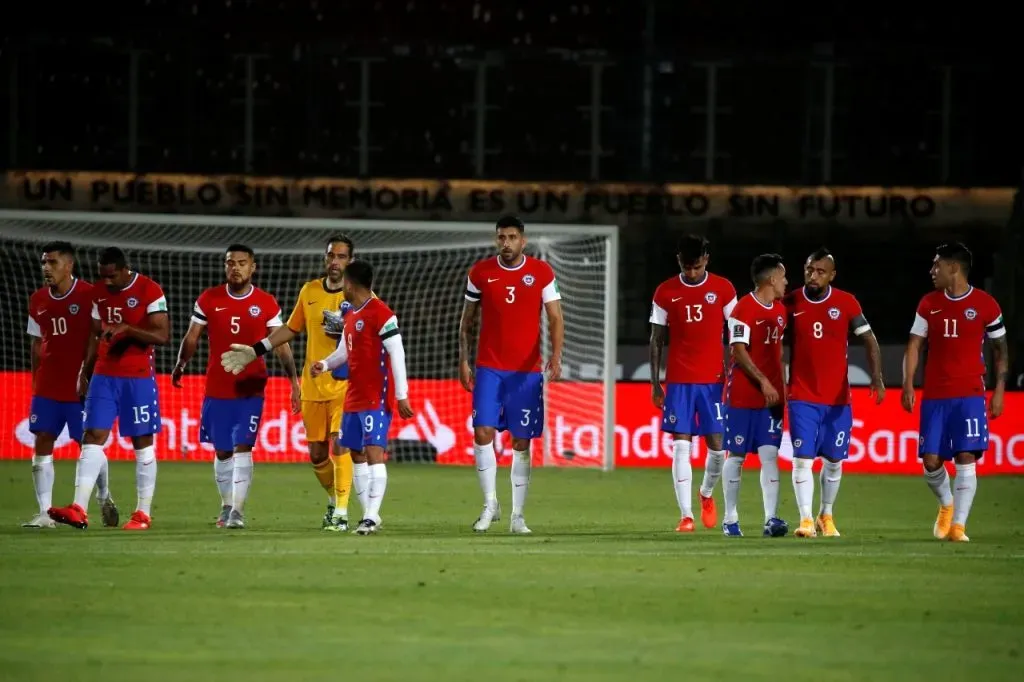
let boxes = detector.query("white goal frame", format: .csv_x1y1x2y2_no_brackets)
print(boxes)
0,209,620,471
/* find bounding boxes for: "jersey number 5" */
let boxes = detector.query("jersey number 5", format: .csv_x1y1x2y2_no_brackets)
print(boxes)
230,316,241,334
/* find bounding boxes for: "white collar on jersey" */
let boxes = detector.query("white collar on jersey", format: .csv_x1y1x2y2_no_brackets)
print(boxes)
801,286,832,304
48,277,79,300
677,272,708,288
495,255,527,271
944,286,974,301
225,283,255,300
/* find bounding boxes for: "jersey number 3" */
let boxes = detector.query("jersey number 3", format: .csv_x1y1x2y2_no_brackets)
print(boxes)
505,286,516,303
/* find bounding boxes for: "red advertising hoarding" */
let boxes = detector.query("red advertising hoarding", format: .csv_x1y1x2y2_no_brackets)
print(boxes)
2,372,1022,474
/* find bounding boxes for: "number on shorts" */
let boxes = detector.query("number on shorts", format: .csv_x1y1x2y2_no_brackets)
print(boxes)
231,316,241,334
50,317,68,335
813,321,823,338
965,418,980,438
520,409,531,426
834,431,846,446
249,415,259,433
133,405,150,424
768,418,782,433
363,414,375,432
505,286,516,303
714,402,723,420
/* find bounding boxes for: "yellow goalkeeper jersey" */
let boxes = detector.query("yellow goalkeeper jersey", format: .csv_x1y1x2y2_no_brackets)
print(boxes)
286,278,347,402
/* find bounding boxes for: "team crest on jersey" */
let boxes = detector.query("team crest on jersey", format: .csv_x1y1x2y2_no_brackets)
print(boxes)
705,292,717,304
522,274,536,286
777,316,785,327
828,307,840,320
964,308,977,320
248,305,261,318
68,304,80,315
127,297,139,308
355,319,365,332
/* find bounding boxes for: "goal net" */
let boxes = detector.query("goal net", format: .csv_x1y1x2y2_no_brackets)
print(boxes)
0,210,619,470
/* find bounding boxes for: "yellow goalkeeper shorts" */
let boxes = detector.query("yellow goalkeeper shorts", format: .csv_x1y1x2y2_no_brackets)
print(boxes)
302,395,346,444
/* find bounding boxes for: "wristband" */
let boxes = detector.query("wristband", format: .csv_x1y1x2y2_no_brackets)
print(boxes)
251,338,272,357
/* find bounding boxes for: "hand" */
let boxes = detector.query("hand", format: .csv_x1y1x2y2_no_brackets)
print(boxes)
221,344,257,375
171,364,185,388
309,360,327,379
459,360,475,392
103,323,130,343
901,386,916,413
651,382,665,409
990,387,1005,419
321,309,346,336
77,371,90,398
397,398,414,419
546,355,562,381
290,383,302,415
759,379,780,407
869,377,886,405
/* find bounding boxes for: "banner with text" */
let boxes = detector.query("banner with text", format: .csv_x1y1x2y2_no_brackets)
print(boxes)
3,373,1023,474
2,171,1014,227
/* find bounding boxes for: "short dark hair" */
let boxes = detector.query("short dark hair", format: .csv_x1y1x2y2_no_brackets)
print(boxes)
344,259,374,290
98,246,128,269
225,243,255,259
751,253,785,285
935,242,972,273
677,234,709,265
496,215,525,232
806,247,834,265
326,234,355,256
41,241,75,258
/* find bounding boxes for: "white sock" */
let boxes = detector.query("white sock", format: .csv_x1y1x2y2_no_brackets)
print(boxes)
722,455,744,524
758,445,780,522
73,443,107,511
214,456,234,507
134,446,157,516
366,462,388,524
511,448,531,516
792,457,814,520
671,440,693,518
231,452,253,513
473,441,498,505
95,456,110,501
924,465,954,506
353,462,370,516
819,460,843,515
699,447,725,498
952,463,978,526
31,454,55,513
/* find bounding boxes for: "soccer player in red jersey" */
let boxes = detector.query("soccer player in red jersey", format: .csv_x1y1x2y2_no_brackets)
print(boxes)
48,247,170,531
784,248,884,538
722,254,789,538
458,215,564,534
902,243,1008,542
307,260,413,534
23,242,118,528
649,235,737,532
172,245,300,529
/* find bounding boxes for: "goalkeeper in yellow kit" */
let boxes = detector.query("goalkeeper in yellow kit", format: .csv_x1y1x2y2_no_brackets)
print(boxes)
260,235,355,530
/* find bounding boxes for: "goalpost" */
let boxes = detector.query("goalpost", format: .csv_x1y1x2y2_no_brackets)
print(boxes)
0,210,620,471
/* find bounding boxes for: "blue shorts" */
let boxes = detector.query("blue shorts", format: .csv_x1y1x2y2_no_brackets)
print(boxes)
788,401,853,461
83,374,162,437
339,409,392,453
472,367,544,439
725,405,784,455
661,383,724,436
29,396,85,442
919,396,989,460
200,396,264,453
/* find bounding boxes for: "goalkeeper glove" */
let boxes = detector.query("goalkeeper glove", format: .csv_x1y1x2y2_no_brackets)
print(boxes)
221,343,259,375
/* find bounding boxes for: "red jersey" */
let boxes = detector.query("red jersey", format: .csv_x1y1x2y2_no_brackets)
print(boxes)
910,287,1005,400
785,286,869,406
192,284,283,399
725,293,787,409
650,272,737,384
466,256,560,373
27,278,95,402
343,297,398,413
92,272,168,378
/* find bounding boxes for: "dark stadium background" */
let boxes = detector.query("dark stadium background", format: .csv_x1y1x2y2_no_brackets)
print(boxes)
0,1,1019,384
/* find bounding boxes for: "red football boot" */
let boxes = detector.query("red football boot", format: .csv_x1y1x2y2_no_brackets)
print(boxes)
699,492,717,529
675,517,695,532
48,503,89,529
122,510,152,530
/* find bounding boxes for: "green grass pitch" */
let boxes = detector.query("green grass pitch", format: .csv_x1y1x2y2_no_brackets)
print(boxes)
1,462,1022,682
